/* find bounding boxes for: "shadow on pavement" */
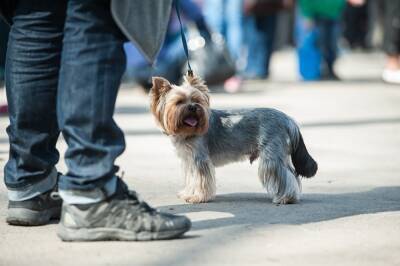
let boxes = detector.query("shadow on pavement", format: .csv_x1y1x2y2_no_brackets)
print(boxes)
158,186,400,231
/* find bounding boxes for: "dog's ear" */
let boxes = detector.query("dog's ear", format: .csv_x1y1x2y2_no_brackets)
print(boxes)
150,77,171,120
150,77,171,107
184,74,209,94
151,77,172,96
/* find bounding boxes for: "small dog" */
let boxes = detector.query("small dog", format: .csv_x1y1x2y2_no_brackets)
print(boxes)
150,74,318,204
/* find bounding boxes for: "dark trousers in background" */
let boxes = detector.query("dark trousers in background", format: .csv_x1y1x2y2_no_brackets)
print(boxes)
5,0,126,203
383,0,400,55
343,1,369,49
243,15,277,79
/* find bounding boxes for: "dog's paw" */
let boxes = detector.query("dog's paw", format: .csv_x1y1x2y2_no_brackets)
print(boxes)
184,195,208,203
272,195,299,205
177,190,188,199
181,193,213,204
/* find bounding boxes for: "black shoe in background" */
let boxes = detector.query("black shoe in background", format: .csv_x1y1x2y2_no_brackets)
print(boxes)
7,187,62,226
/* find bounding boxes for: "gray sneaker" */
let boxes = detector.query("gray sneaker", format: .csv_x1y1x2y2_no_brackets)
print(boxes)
57,179,191,241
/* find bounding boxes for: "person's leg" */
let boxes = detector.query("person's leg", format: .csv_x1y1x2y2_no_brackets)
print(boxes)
4,0,66,225
383,1,400,72
383,0,400,61
243,16,267,79
318,18,340,79
343,2,369,49
57,0,126,204
204,0,225,36
5,0,66,200
262,15,277,78
56,0,191,241
225,0,243,61
221,1,244,93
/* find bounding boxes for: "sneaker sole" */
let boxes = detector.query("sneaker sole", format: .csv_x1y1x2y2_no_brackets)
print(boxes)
6,207,61,226
57,225,190,242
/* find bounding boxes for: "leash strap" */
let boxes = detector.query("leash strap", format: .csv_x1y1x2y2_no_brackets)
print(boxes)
174,0,193,77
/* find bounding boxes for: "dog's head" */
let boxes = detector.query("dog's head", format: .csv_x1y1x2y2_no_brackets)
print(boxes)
150,74,210,137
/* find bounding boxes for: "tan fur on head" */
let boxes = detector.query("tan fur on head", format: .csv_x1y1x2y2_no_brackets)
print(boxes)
150,75,210,137
183,74,209,94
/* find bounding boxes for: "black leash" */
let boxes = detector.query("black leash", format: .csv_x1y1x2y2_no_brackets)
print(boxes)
174,0,193,77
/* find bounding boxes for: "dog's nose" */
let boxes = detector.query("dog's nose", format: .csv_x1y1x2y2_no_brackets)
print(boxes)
188,104,197,113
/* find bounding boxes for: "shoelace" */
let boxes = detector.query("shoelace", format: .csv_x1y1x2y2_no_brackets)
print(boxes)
120,182,157,214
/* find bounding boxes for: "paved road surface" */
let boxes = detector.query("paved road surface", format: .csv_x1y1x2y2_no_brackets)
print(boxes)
0,51,399,266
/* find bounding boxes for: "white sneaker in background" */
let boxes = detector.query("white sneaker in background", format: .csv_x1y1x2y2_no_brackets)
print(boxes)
382,68,400,85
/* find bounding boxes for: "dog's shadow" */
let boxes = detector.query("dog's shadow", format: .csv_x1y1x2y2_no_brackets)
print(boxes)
158,186,400,231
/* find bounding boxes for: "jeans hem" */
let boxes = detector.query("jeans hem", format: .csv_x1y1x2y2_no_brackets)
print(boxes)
7,168,58,201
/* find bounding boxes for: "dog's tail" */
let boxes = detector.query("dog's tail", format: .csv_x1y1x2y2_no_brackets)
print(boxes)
291,131,318,178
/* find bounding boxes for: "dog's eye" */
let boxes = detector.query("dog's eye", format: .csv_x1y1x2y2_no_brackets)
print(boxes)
176,100,184,105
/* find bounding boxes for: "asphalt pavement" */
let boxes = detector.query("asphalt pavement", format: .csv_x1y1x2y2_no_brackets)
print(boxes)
0,50,399,266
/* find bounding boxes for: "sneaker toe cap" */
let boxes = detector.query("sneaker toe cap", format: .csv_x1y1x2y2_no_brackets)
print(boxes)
159,213,191,232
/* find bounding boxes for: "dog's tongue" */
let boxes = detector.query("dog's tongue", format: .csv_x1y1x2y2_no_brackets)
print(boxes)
184,117,198,127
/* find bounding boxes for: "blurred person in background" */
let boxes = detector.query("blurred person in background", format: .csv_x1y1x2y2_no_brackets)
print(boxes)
295,0,364,81
295,0,345,81
382,0,400,84
242,0,294,81
124,0,211,91
343,0,369,50
203,0,244,92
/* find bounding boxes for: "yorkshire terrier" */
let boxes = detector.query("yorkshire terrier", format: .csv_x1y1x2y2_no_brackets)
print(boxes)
150,74,318,204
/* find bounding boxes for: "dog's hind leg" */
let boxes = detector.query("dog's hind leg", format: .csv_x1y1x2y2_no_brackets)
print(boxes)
258,148,301,204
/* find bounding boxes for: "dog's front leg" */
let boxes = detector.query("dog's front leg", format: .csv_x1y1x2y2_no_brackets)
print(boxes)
179,157,216,203
177,162,192,199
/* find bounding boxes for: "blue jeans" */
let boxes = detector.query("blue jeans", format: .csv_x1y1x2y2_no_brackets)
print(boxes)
4,0,126,203
295,11,340,80
125,32,186,85
243,15,277,79
204,0,243,61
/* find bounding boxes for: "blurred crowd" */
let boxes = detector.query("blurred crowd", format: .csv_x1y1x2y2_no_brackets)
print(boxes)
1,0,400,98
121,0,400,92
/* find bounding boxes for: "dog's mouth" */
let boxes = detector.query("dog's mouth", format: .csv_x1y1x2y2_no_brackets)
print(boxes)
183,116,199,127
